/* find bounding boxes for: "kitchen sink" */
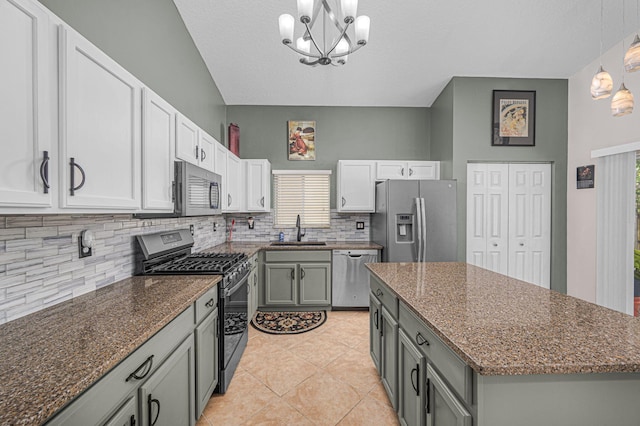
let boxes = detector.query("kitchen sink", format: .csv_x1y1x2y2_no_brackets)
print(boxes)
270,241,327,246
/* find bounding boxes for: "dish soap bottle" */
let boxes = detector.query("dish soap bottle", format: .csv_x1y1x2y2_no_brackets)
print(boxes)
278,230,284,242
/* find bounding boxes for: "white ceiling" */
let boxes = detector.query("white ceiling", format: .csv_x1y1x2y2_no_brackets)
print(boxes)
173,0,635,107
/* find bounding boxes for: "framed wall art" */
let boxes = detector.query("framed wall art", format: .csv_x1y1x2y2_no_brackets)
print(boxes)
288,120,316,161
577,165,595,189
492,90,536,146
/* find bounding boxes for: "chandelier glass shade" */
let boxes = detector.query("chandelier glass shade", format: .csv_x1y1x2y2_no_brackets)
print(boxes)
591,66,614,99
278,0,370,66
624,34,640,71
611,83,634,116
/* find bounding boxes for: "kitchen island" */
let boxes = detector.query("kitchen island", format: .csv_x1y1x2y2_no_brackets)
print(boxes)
366,262,640,426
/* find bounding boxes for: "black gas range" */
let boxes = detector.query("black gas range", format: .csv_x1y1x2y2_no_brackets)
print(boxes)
136,229,249,394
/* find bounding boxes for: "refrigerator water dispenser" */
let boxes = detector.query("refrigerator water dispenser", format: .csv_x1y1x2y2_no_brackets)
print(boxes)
396,214,414,243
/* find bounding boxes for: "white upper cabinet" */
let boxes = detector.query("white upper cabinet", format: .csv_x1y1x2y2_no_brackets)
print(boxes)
213,141,227,205
142,88,175,211
337,160,376,212
376,161,440,180
245,159,271,212
198,131,216,172
175,113,199,165
0,0,52,208
225,151,242,212
59,26,142,210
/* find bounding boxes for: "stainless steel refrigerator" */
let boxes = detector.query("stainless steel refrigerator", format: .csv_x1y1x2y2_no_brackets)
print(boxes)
371,180,457,262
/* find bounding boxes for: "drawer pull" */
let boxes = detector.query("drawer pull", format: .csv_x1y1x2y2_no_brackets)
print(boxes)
416,332,430,346
148,394,161,426
375,289,383,297
410,364,420,396
205,298,215,308
126,355,154,382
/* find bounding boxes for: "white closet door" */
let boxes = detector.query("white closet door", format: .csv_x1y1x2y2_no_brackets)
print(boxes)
466,163,508,274
507,163,551,288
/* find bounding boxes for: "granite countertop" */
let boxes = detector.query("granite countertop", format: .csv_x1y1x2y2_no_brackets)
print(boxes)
366,262,640,376
0,275,220,425
203,241,383,257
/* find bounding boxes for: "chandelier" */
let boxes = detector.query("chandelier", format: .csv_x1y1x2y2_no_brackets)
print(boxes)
278,0,370,66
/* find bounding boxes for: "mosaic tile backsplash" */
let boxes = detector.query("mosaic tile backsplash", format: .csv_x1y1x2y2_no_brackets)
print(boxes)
0,211,369,324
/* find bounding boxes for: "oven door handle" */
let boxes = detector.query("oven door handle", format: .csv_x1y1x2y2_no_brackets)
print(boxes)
223,273,249,297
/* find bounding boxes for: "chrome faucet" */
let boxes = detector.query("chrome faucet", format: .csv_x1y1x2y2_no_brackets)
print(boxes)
296,214,306,242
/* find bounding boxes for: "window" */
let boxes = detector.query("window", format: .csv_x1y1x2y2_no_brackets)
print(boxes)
273,170,331,228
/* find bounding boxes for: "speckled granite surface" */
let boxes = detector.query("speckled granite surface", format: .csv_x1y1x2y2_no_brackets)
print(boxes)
366,262,640,376
203,241,382,257
0,275,220,425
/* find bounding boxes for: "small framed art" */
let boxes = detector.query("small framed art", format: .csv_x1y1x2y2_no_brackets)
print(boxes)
492,90,536,146
288,120,316,161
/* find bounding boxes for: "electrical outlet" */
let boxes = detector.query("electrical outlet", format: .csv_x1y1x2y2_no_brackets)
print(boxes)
356,222,365,230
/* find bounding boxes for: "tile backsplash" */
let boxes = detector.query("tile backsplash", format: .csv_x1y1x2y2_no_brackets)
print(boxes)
224,210,370,243
0,210,370,324
0,214,226,325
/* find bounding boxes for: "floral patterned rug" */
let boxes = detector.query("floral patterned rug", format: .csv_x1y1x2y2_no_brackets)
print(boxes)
251,311,326,335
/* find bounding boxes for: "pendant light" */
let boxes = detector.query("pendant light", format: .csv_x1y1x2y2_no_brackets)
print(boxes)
591,0,613,99
612,0,634,116
624,0,640,71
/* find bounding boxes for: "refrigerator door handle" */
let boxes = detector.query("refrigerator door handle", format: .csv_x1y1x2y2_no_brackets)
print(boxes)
414,198,422,262
420,198,428,262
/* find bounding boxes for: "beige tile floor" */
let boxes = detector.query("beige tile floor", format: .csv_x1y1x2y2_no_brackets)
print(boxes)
197,310,399,426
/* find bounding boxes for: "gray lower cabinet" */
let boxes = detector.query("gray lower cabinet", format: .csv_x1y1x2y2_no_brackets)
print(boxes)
380,306,398,409
426,364,471,426
195,307,219,418
248,253,259,318
140,335,195,426
262,251,331,309
398,329,426,426
369,293,382,372
104,395,137,426
369,276,399,410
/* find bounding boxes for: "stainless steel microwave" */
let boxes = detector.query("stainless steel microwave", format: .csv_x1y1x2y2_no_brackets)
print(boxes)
174,161,222,216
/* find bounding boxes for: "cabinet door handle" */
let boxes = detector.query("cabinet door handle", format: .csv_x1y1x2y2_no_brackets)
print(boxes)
341,197,346,207
373,309,379,330
40,151,50,194
401,167,405,176
300,268,305,279
375,288,383,297
148,394,161,426
126,355,154,382
69,158,86,196
195,146,199,159
409,168,414,176
228,194,232,207
410,364,420,396
201,148,206,161
205,298,215,308
426,378,431,414
260,196,265,207
291,268,295,280
129,414,136,426
416,332,430,346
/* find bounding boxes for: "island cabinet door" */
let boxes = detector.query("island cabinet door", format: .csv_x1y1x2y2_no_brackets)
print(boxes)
426,364,471,426
139,335,195,426
195,308,218,419
369,293,382,373
398,329,426,426
380,306,398,410
103,395,137,426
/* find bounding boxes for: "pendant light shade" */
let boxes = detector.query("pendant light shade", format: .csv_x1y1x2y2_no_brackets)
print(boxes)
591,66,614,99
611,83,634,116
625,34,640,72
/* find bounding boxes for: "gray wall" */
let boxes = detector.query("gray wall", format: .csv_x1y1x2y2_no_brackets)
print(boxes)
431,77,568,293
227,106,431,208
430,80,455,179
39,0,227,141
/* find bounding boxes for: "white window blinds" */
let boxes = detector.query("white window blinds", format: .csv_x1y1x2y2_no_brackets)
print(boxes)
273,170,331,228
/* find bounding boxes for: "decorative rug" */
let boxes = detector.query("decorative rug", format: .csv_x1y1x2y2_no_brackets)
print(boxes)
251,311,326,335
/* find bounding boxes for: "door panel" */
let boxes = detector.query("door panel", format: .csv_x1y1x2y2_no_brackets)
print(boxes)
420,180,457,262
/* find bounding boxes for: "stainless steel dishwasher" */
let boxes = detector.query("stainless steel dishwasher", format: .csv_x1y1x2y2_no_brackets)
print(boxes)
332,249,379,308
